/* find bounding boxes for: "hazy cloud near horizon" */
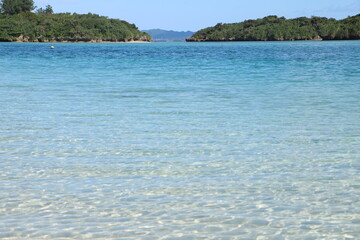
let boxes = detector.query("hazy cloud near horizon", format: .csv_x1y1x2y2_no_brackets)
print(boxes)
34,0,360,31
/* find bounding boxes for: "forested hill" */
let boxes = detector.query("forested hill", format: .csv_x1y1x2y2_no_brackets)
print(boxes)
187,14,360,42
0,6,151,42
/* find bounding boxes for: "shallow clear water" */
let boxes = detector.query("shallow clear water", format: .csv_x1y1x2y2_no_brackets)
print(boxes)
0,41,359,239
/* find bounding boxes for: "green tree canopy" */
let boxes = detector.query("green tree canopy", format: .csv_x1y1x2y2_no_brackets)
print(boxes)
36,5,53,15
0,0,35,15
187,14,360,41
0,11,151,42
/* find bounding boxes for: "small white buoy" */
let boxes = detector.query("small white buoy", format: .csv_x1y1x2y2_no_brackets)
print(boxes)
50,46,55,49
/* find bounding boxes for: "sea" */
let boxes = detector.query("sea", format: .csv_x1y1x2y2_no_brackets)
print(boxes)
0,41,359,239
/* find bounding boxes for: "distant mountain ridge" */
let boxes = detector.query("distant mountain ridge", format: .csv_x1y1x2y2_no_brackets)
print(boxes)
143,29,195,42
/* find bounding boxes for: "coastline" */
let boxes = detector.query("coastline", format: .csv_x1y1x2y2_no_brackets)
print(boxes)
186,39,360,42
186,37,360,42
0,40,152,43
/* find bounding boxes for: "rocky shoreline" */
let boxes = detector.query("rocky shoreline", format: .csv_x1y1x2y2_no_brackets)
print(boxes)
186,36,325,42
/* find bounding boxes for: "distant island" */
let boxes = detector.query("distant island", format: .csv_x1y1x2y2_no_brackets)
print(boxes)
187,14,360,42
0,1,151,43
143,29,195,42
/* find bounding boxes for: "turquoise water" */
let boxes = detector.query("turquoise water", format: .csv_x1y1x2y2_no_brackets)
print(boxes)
0,41,359,239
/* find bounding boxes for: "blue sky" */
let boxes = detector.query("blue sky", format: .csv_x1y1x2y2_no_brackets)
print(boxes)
35,0,360,31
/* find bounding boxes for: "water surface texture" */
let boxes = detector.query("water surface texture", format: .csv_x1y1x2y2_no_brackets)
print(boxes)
1,42,360,239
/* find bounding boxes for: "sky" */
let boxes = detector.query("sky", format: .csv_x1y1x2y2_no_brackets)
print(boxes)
34,0,360,31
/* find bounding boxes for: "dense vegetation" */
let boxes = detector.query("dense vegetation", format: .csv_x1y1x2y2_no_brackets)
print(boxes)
187,14,360,41
1,0,34,15
0,1,151,42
